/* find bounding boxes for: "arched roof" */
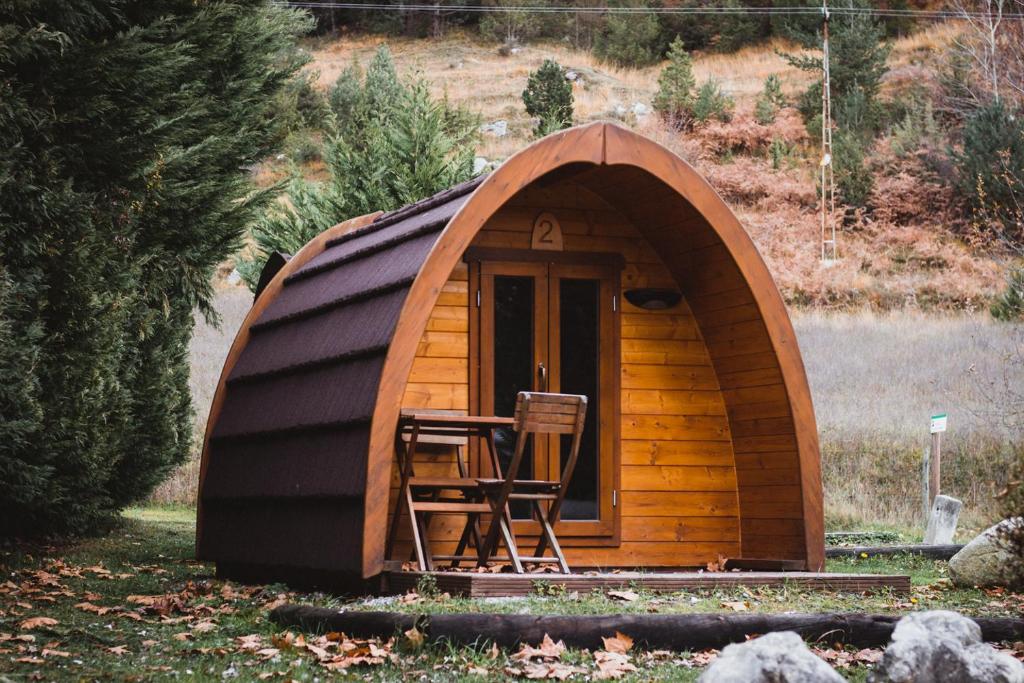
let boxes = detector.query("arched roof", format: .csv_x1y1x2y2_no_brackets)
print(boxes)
197,122,822,580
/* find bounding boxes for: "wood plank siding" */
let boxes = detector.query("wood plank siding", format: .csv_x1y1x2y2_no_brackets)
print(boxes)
389,180,746,568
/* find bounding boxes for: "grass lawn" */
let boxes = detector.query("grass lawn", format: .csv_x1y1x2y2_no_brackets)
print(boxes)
1,508,1019,681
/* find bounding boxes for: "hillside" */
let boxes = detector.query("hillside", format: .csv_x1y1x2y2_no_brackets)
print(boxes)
275,24,1007,310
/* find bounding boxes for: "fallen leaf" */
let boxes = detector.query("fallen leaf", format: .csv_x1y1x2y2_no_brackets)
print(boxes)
18,617,58,630
15,656,45,664
75,602,111,615
512,634,565,662
172,632,193,641
466,664,490,676
192,620,217,633
107,644,129,656
593,650,637,680
404,626,425,650
42,648,70,658
236,634,263,651
722,600,749,612
488,642,500,659
606,589,639,602
601,631,634,654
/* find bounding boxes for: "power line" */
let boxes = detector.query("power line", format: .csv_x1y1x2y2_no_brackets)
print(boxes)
273,1,1024,20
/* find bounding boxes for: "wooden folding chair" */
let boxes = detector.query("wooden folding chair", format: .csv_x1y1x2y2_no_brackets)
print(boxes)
386,411,490,572
476,392,588,574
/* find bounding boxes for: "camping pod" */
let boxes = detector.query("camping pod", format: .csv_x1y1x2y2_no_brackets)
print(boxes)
197,123,824,588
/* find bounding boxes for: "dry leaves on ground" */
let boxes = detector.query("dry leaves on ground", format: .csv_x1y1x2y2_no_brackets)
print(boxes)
511,634,566,662
812,646,883,669
722,600,750,611
601,632,633,655
18,617,58,631
606,589,639,602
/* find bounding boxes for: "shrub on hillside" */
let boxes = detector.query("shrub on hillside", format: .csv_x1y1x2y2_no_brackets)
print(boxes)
594,2,662,68
833,128,874,208
755,74,786,125
992,267,1024,321
240,62,479,289
692,79,734,124
0,1,309,537
696,107,807,157
955,100,1024,246
522,59,574,137
653,37,696,129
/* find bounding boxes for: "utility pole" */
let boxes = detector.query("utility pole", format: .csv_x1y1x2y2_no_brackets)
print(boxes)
820,0,837,262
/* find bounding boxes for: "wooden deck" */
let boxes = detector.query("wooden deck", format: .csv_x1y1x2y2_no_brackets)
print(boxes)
385,570,911,597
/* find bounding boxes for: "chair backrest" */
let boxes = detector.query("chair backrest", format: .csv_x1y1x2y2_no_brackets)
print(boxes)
511,392,587,487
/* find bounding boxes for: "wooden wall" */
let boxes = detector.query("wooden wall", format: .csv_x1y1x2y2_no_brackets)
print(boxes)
388,178,744,568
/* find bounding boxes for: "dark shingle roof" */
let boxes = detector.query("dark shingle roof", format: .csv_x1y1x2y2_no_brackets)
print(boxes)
199,175,485,572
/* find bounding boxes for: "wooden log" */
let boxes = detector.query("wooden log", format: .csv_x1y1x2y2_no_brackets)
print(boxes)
269,607,1024,650
826,544,964,560
269,604,419,637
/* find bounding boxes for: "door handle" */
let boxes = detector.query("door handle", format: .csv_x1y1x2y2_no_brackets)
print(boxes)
538,361,547,391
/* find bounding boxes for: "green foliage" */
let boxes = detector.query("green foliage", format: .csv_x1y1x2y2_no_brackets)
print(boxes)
653,37,696,129
479,0,546,44
594,2,662,68
755,74,787,125
0,1,310,536
769,137,789,169
714,0,766,53
997,445,1024,589
241,61,479,289
522,59,574,137
833,128,874,207
889,98,940,158
786,2,890,134
955,100,1024,245
328,61,364,125
692,79,735,123
991,266,1024,321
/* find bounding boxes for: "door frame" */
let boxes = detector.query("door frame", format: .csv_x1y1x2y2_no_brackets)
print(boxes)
467,249,622,546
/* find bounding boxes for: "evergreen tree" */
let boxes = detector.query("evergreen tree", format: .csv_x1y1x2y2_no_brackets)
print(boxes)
693,79,735,123
653,37,696,130
241,66,479,288
755,74,787,125
956,100,1024,245
522,59,574,137
0,1,310,536
594,2,662,68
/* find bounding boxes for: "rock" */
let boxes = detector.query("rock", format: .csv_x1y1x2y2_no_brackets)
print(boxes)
631,102,650,120
949,518,1021,587
480,120,508,138
924,495,962,545
868,610,1024,683
698,631,844,683
472,157,489,175
226,269,242,286
565,70,579,81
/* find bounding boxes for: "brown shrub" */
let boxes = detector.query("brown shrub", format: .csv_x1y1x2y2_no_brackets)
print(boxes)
695,106,808,156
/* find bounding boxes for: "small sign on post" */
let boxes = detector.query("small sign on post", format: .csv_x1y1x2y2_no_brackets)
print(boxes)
928,413,946,509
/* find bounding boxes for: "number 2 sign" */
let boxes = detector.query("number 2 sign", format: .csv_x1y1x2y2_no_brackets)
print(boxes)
531,212,564,251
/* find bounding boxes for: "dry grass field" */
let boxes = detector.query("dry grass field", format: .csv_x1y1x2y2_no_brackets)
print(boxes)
302,23,957,160
158,287,1023,539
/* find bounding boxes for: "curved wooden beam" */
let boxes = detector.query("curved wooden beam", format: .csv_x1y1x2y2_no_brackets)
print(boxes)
196,211,380,558
602,125,823,571
362,122,823,577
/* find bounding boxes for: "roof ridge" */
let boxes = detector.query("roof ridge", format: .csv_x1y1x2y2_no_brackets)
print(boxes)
326,173,488,248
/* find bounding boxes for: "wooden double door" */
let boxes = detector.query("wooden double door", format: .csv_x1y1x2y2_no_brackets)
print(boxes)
473,259,619,541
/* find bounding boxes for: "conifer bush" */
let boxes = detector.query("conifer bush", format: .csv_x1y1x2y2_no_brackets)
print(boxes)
755,75,786,125
594,2,661,68
522,59,574,137
240,47,479,288
692,79,734,124
0,1,310,536
653,37,696,130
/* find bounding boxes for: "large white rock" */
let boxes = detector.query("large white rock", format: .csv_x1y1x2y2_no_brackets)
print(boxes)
949,518,1022,588
697,631,844,683
867,611,1024,683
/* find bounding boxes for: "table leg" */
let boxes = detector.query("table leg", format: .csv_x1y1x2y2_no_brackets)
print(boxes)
385,425,419,563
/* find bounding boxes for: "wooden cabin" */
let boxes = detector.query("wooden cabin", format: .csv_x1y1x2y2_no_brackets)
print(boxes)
197,123,824,588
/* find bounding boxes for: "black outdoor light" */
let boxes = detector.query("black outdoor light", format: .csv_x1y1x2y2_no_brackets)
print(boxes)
623,287,683,310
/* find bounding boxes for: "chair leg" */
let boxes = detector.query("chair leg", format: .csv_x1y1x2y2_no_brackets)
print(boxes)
498,513,524,574
405,486,428,572
535,503,569,574
451,512,476,569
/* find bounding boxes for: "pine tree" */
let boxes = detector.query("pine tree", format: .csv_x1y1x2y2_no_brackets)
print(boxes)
0,1,310,536
755,74,786,125
522,59,574,137
594,1,662,68
241,64,479,289
653,37,696,130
